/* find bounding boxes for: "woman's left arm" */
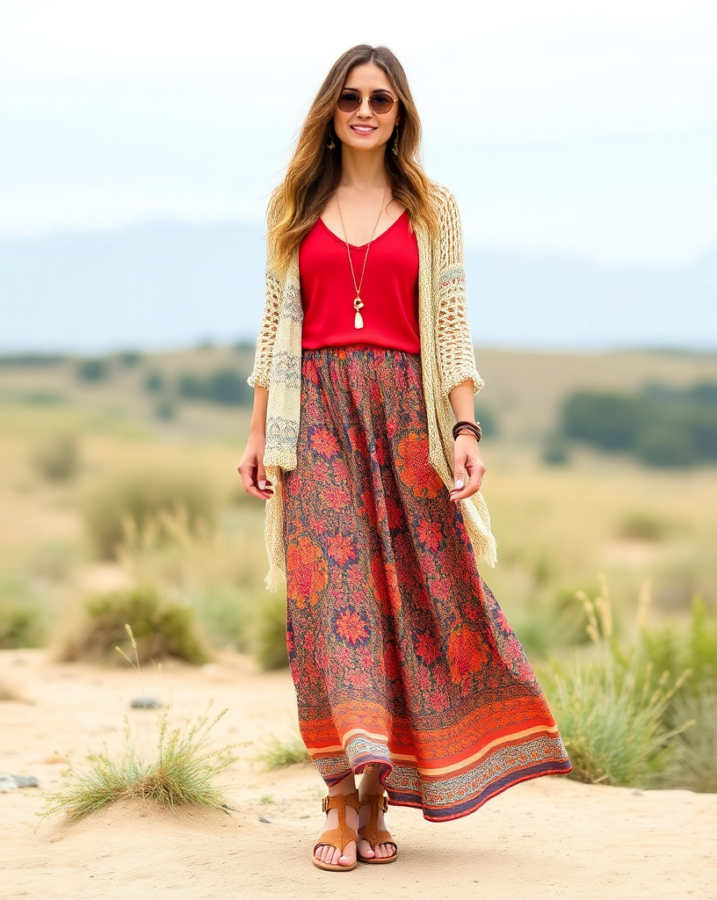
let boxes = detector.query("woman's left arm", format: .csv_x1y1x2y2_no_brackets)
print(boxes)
447,379,486,502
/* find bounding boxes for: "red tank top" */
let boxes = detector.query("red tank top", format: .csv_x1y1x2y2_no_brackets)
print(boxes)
299,209,420,352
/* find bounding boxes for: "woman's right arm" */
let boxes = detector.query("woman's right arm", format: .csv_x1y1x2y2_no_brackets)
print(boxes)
238,382,274,499
238,197,283,499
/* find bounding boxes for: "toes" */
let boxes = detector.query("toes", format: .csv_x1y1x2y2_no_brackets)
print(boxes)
339,840,356,867
358,839,375,857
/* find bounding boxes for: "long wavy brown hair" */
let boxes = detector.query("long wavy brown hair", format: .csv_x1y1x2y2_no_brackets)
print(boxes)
266,44,439,277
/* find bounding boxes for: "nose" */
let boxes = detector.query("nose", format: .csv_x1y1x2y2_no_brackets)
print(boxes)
357,96,373,117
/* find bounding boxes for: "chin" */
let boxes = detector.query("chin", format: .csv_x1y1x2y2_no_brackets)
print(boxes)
341,135,386,151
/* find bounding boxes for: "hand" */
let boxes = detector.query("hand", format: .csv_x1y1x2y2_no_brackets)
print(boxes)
237,433,274,500
448,433,486,502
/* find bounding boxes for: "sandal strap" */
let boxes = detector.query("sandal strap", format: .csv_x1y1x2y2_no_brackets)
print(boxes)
321,790,361,814
314,826,359,856
315,790,360,856
358,793,393,847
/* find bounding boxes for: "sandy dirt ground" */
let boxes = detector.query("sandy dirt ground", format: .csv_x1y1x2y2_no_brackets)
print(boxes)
1,648,715,900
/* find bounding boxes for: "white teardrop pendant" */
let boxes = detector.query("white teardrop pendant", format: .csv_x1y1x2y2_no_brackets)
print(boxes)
353,297,364,329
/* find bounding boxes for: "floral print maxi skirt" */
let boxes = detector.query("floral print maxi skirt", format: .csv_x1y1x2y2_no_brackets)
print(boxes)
282,344,572,822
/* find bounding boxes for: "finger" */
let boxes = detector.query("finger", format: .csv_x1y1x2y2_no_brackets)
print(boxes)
450,457,482,501
465,457,483,494
238,460,274,498
256,461,267,491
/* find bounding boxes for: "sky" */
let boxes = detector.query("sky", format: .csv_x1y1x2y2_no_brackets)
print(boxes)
1,0,716,263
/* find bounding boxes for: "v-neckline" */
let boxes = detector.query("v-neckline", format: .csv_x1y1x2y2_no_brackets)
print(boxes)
317,209,407,250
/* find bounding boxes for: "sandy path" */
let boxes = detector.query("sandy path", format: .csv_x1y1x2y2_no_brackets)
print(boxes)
1,649,715,900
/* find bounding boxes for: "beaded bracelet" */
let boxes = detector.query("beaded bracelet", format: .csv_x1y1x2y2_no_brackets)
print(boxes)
452,420,482,442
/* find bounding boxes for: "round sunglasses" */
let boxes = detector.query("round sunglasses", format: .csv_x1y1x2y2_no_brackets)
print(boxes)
337,89,398,116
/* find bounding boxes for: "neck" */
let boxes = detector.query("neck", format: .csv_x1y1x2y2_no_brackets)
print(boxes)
339,146,390,190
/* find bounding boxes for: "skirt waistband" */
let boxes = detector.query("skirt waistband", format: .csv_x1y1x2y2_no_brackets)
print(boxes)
301,343,421,360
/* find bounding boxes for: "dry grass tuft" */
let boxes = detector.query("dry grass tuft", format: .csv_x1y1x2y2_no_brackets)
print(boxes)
39,625,244,823
543,574,696,788
256,732,311,770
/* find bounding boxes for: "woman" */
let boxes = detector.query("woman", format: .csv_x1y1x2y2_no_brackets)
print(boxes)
239,44,572,872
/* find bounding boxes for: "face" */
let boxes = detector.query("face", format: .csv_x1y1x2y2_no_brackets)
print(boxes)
332,62,401,152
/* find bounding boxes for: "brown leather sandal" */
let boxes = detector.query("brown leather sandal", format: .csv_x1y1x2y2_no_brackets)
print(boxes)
357,792,398,864
312,791,361,872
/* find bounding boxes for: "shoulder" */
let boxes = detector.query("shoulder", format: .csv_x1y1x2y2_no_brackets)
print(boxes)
426,180,461,227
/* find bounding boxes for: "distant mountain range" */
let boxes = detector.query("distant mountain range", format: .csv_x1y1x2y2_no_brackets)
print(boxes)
1,221,714,353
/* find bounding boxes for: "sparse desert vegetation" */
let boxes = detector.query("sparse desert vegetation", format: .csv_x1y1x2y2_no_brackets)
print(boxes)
1,342,716,801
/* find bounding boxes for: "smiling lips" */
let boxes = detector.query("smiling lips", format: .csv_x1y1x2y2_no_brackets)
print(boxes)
351,125,376,134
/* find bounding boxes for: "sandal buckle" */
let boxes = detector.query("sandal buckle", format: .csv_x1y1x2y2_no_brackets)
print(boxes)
321,795,330,813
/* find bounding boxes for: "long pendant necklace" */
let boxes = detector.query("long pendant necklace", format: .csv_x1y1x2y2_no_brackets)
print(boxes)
336,185,388,329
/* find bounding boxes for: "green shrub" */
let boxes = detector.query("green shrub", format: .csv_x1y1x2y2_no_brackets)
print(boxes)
561,392,645,452
84,467,217,559
153,399,176,421
542,433,570,466
178,373,202,398
473,404,498,438
116,351,143,367
177,368,252,407
32,432,80,481
144,371,164,393
0,578,48,648
633,420,696,468
254,592,289,670
509,581,596,660
60,584,211,665
636,595,717,714
656,680,717,793
204,370,249,406
187,586,255,653
76,358,109,382
0,600,46,649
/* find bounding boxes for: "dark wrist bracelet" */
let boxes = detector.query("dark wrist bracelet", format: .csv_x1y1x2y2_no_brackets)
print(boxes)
452,420,482,442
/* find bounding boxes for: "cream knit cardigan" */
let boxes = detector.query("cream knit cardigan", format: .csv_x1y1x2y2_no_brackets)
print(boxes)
247,182,498,592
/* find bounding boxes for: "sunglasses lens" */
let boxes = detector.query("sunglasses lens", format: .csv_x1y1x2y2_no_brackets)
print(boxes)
337,91,361,112
370,92,395,114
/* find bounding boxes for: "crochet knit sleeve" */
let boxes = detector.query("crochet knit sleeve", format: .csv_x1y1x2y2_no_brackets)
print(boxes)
435,187,485,397
247,195,283,390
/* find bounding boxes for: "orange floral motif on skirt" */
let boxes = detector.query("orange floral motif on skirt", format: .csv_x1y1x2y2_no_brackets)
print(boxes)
285,536,327,609
282,345,572,822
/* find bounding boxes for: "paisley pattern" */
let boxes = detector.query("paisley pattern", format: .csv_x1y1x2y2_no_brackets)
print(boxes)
283,345,572,822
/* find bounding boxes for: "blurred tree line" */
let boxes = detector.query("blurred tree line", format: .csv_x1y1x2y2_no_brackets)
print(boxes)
559,382,717,467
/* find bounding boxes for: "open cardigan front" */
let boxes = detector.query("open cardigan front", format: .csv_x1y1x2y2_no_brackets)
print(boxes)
247,182,498,592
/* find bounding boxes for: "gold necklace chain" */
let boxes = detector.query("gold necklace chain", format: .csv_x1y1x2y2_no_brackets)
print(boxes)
336,184,389,329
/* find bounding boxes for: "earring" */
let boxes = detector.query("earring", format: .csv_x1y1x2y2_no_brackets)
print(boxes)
392,126,399,156
326,127,336,150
